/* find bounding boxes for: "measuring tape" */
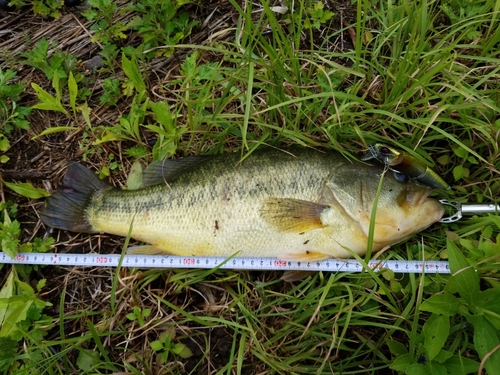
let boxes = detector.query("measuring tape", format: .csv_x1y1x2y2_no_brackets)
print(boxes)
0,252,451,274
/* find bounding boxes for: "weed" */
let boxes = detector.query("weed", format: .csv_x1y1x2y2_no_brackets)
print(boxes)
82,0,129,45
150,327,193,365
294,0,335,30
22,39,80,82
83,0,199,60
98,153,121,179
126,306,151,326
150,326,193,364
125,0,199,57
440,0,495,40
0,223,53,372
8,0,63,17
31,71,91,137
0,68,31,163
99,78,121,106
0,192,53,259
121,53,147,96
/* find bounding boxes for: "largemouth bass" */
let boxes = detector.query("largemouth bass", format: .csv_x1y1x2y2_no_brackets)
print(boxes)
40,148,444,260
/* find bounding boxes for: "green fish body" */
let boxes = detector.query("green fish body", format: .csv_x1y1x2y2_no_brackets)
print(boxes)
41,148,444,261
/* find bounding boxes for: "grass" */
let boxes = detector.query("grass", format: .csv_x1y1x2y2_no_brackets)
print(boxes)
1,0,500,373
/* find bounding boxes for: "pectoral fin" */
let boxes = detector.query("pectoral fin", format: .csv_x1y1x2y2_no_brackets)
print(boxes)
261,198,327,233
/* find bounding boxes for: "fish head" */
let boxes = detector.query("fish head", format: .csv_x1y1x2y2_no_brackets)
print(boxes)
377,182,445,243
323,162,444,251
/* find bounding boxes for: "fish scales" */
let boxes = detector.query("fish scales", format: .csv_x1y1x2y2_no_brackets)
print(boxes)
87,150,333,257
41,148,444,261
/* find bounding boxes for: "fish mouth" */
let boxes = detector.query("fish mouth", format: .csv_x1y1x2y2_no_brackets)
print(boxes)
406,188,445,221
407,187,432,207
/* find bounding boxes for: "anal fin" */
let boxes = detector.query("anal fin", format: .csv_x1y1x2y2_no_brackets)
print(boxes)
127,245,168,255
280,251,330,262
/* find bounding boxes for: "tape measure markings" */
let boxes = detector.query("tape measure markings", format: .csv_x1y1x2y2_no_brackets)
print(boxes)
1,252,451,274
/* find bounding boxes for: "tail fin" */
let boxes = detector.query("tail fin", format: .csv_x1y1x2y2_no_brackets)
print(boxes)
40,163,113,233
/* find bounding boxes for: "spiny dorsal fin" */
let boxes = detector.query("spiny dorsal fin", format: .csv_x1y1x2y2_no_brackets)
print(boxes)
142,156,213,188
261,198,327,233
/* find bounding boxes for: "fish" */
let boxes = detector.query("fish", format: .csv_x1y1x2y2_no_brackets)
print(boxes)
362,143,451,190
40,147,444,261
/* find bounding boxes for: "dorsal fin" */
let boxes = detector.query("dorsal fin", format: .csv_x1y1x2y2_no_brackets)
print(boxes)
141,155,213,188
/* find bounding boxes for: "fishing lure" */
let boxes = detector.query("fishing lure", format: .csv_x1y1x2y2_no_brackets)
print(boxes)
362,143,450,190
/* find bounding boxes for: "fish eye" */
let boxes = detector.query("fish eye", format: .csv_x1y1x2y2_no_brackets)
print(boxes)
393,171,409,183
380,147,392,155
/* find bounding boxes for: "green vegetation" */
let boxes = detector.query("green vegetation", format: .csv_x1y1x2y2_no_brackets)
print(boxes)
7,0,65,18
0,68,31,164
1,0,500,373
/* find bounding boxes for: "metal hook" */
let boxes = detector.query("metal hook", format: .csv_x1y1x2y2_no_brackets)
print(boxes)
439,199,499,223
438,200,462,223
